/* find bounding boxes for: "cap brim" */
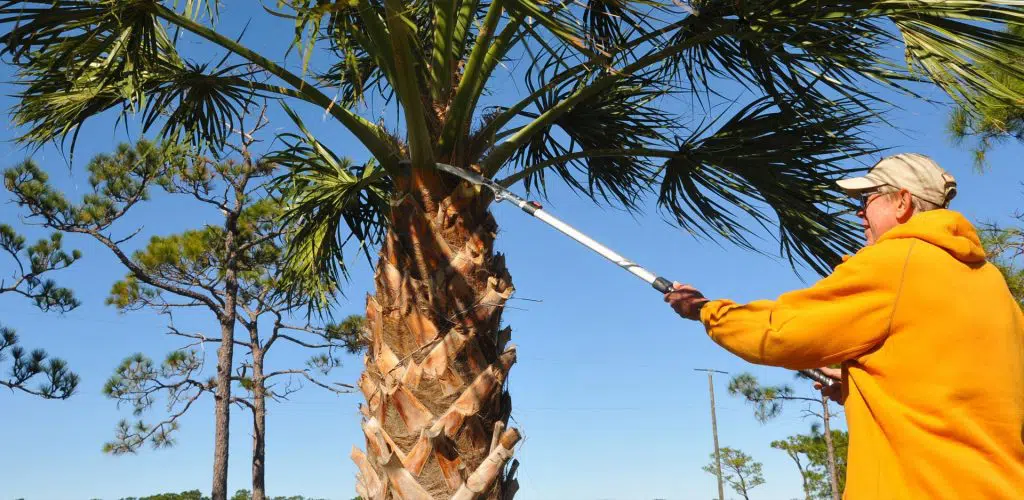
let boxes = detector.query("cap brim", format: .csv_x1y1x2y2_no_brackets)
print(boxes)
836,176,884,196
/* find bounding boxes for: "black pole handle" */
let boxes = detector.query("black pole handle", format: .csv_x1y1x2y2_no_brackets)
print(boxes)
652,277,674,293
799,368,836,387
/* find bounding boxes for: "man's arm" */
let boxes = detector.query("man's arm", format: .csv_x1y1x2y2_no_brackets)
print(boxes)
670,240,913,370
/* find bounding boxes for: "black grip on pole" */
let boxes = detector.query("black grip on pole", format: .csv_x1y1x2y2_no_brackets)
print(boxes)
799,369,834,386
652,277,674,293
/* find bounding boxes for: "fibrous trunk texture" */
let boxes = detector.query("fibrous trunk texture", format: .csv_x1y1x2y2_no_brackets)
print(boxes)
353,166,520,499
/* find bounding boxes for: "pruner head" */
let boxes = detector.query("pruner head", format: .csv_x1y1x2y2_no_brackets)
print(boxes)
431,161,486,184
398,159,477,183
400,161,518,205
430,161,506,193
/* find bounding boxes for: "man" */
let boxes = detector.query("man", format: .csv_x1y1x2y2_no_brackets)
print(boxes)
666,153,1024,498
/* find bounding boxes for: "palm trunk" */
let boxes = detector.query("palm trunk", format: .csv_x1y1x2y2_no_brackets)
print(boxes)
822,395,840,500
252,346,267,500
352,166,520,499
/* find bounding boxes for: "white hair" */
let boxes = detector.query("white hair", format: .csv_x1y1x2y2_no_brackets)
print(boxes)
875,185,942,213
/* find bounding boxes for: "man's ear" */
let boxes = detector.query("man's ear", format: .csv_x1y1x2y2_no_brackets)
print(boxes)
896,189,915,221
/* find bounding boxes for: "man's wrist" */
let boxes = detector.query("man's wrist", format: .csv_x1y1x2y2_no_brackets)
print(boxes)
690,299,710,321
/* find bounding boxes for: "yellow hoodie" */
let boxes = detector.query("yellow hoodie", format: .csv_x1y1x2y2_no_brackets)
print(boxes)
700,210,1024,498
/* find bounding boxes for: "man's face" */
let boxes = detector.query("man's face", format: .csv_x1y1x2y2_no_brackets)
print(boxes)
857,188,913,245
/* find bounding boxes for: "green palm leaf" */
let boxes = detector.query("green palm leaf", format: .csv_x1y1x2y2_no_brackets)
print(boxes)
267,104,392,308
660,95,875,275
505,74,672,209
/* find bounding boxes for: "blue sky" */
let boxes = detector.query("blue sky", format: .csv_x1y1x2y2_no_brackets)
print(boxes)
2,7,1023,500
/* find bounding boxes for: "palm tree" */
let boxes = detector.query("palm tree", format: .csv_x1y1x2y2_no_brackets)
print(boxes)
3,2,1024,498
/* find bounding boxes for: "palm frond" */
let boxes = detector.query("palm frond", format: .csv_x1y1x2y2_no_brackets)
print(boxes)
503,74,672,209
268,105,393,309
664,3,899,117
888,1,1024,109
659,95,875,275
275,0,335,76
666,1,1024,115
582,0,661,53
0,1,260,154
0,0,172,96
438,0,520,157
171,0,217,20
319,50,389,108
506,0,603,60
283,3,392,107
10,48,261,154
430,0,458,97
140,62,261,152
383,0,435,168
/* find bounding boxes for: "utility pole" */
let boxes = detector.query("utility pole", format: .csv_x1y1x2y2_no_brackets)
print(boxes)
696,368,729,500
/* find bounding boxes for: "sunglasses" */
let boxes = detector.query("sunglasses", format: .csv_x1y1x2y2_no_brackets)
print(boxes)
858,191,884,212
857,184,908,212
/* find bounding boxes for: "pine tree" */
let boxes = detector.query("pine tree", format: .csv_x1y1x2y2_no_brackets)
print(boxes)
5,114,365,500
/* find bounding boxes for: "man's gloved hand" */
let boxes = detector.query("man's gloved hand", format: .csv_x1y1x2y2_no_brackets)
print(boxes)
814,366,845,404
664,283,710,321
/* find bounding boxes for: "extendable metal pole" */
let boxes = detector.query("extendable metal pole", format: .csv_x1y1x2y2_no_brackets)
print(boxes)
430,162,833,386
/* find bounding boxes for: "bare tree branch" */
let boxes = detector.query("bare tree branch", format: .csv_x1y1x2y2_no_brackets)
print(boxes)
230,396,256,412
273,333,334,349
264,368,355,394
113,226,145,246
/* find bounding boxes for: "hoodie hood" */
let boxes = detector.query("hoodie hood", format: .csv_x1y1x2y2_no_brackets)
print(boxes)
877,209,986,263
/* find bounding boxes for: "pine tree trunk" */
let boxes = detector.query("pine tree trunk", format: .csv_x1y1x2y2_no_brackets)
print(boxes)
213,210,241,500
781,449,813,500
797,458,812,500
738,470,749,500
252,347,267,500
212,314,235,500
352,166,520,499
822,395,840,500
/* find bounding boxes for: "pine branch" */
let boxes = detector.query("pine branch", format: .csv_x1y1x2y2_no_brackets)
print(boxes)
82,227,225,315
4,153,225,316
103,388,204,454
0,224,81,313
0,327,78,399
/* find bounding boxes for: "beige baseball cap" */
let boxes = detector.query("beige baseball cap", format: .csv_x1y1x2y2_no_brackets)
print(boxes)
836,153,957,207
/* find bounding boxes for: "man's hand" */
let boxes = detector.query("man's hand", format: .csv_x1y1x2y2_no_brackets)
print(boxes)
664,283,710,321
813,366,845,404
